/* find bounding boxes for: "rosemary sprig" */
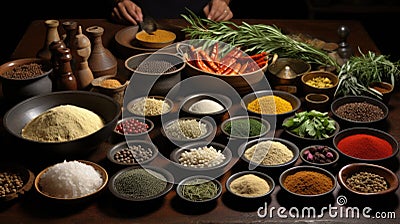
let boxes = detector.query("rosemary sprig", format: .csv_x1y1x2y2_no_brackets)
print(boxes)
181,10,339,70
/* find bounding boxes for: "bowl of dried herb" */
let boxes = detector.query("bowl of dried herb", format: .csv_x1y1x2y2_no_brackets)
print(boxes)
176,175,222,204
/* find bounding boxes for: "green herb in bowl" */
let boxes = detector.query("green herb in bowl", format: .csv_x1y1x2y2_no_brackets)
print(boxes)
282,110,338,140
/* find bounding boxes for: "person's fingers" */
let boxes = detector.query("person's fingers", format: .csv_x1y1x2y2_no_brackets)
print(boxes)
204,0,232,21
125,4,143,22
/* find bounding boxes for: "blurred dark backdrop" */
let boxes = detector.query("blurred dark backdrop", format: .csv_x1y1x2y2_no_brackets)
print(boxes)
1,0,399,63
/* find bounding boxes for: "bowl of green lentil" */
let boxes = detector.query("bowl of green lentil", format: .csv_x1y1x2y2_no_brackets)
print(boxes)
108,165,174,202
338,163,399,196
107,140,159,167
176,175,222,203
330,95,389,129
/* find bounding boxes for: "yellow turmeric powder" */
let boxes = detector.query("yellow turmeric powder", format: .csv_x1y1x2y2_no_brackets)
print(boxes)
247,95,293,114
100,79,122,88
136,29,176,43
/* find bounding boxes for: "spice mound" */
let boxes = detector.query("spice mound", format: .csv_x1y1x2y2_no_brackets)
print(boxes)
128,97,171,116
180,178,220,202
247,95,293,114
229,174,270,197
283,170,334,195
1,62,50,80
164,118,208,140
178,146,226,168
136,29,176,44
223,118,267,138
244,140,294,166
100,78,122,88
334,101,384,122
306,76,334,88
346,171,388,193
188,99,224,114
21,105,104,143
38,160,103,199
336,134,392,160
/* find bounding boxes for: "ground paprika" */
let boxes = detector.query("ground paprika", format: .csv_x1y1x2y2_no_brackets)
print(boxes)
283,170,334,195
337,134,392,160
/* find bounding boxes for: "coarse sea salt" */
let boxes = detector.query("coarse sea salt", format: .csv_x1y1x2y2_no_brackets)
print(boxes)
39,160,103,199
188,99,224,114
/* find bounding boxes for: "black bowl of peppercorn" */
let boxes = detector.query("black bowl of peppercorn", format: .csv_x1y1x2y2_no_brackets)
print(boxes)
300,145,339,168
110,116,155,144
331,95,389,129
107,140,159,168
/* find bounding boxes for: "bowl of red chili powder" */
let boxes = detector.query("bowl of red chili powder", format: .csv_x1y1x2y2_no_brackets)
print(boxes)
333,127,399,163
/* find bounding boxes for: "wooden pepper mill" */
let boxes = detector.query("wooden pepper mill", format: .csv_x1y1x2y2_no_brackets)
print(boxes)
49,39,67,90
73,26,94,90
86,25,117,78
37,20,61,61
55,48,78,91
337,25,352,62
62,20,78,72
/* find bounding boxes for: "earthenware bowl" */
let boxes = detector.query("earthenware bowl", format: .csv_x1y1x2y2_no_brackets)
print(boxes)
301,70,339,98
304,93,330,112
0,164,35,202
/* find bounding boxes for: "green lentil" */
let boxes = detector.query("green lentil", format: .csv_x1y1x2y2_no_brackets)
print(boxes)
223,118,267,137
114,169,167,199
346,171,388,193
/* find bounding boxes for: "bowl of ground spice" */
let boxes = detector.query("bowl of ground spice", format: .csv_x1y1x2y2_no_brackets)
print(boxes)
176,175,222,204
135,29,176,49
220,115,270,142
91,75,129,108
338,163,399,196
225,170,275,201
333,127,399,164
331,95,389,129
0,57,53,102
279,165,337,198
241,90,301,124
238,137,299,172
300,70,339,98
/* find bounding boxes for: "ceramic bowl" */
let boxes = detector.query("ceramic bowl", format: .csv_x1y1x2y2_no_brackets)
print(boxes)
368,81,394,105
279,165,337,198
225,170,275,201
304,93,330,112
238,137,299,172
299,145,339,168
0,57,53,102
110,116,155,143
124,52,185,96
0,164,35,202
338,163,399,196
220,115,271,142
331,95,389,129
135,29,176,49
125,95,174,125
108,165,174,202
333,127,399,163
176,175,222,203
301,70,339,98
106,140,159,167
241,90,301,124
34,160,108,202
3,91,121,160
90,75,130,108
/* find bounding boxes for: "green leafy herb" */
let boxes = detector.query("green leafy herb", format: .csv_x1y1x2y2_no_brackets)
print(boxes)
282,110,336,140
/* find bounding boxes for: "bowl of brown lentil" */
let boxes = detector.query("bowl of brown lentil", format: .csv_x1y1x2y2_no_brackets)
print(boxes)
338,163,399,196
300,70,339,98
279,165,337,198
107,140,159,167
331,95,389,129
0,57,53,102
0,164,35,202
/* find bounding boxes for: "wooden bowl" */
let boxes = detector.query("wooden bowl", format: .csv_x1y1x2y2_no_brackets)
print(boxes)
0,164,35,202
301,70,339,98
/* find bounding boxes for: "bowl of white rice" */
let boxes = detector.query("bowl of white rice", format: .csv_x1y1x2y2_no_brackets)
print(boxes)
34,160,108,202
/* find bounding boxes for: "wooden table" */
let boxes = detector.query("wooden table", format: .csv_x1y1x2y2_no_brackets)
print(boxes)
1,19,399,224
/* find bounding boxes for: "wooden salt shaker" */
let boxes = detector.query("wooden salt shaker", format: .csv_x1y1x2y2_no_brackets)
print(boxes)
55,48,78,91
73,26,94,90
37,20,61,61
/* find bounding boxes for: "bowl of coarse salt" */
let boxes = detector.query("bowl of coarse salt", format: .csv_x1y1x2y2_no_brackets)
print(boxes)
34,160,108,204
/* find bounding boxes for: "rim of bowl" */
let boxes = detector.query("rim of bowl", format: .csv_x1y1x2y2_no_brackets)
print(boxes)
220,115,271,140
330,95,389,124
176,175,222,203
338,163,399,196
124,52,185,75
238,137,299,168
279,165,337,197
305,93,330,103
113,116,154,136
299,145,340,166
34,160,108,200
108,165,174,202
225,170,275,198
161,117,216,142
180,93,232,116
107,139,159,165
301,70,339,89
126,95,174,117
332,127,399,162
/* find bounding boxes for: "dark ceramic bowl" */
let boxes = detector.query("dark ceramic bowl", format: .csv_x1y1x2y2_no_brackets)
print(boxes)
3,91,121,159
125,95,174,125
241,90,301,125
34,160,108,202
331,95,389,129
238,137,299,171
225,170,275,201
338,163,399,196
0,164,35,202
279,165,337,198
176,175,222,203
110,116,155,143
220,115,271,142
107,140,159,167
305,93,330,112
124,52,185,96
333,127,399,163
108,165,174,202
0,57,53,103
300,145,339,168
301,70,339,98
180,93,232,125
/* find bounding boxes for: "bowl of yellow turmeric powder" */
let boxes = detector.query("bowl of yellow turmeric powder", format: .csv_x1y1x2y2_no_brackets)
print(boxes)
241,90,301,125
135,29,176,49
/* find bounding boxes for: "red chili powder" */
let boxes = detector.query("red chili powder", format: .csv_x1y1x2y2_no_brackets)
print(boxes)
337,134,392,160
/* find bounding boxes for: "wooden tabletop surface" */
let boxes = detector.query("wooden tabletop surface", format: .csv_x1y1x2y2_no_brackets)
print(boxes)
1,18,398,224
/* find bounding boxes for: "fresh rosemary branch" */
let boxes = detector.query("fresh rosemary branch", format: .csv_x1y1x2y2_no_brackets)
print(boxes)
181,10,339,70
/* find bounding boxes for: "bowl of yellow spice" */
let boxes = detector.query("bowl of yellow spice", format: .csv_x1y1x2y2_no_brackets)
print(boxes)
135,29,176,49
241,90,301,125
301,70,339,98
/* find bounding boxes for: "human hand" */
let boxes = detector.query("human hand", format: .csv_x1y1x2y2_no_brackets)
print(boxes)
203,0,232,21
111,0,143,25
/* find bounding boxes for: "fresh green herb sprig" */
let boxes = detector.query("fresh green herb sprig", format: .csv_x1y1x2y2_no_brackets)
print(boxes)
334,48,400,98
181,9,339,70
282,110,336,140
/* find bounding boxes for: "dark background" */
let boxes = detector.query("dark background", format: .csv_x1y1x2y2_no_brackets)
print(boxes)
1,0,399,63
